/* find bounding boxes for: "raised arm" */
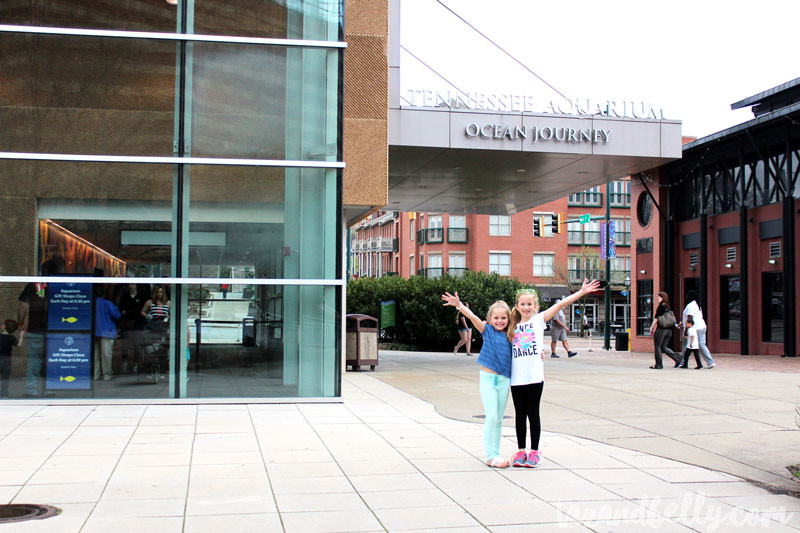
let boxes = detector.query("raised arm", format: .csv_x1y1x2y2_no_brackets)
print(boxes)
541,279,601,323
442,292,485,333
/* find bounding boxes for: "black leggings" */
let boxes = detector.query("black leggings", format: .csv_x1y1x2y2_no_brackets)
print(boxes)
510,382,544,450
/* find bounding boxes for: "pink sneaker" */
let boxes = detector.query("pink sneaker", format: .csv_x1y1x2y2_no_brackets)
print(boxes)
525,450,540,468
511,451,527,467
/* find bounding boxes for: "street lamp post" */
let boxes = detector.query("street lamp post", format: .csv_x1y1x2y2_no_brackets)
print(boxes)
624,275,631,331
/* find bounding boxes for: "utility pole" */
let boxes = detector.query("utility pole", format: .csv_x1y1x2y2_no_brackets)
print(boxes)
604,183,611,350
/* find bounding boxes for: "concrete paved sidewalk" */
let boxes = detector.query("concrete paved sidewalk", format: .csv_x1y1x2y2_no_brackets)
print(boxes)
0,372,798,532
371,340,800,496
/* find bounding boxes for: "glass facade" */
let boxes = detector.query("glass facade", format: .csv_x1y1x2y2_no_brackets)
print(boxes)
0,1,345,400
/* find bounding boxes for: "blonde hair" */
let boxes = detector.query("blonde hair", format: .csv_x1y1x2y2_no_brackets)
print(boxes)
507,289,540,342
485,301,511,331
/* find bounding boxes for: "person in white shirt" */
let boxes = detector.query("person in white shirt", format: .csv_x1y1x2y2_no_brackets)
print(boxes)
679,290,715,368
684,317,703,369
507,279,600,468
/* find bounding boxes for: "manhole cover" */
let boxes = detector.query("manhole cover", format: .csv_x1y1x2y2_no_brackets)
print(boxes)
0,504,61,524
473,415,512,419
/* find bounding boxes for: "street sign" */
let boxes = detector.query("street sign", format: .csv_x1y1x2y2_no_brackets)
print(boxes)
579,213,591,224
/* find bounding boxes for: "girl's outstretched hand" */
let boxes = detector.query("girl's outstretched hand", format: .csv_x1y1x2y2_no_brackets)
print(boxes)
581,279,602,295
441,291,462,308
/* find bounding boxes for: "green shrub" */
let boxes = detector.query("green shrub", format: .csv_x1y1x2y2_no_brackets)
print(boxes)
346,271,534,351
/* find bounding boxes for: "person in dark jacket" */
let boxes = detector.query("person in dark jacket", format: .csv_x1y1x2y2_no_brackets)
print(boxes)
648,292,680,369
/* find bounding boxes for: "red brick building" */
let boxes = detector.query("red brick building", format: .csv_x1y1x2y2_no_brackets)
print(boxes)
350,180,633,332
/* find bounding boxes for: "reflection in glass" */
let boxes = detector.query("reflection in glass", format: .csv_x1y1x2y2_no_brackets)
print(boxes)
187,167,337,279
0,161,173,277
0,1,178,32
193,0,342,40
720,275,741,341
0,34,176,156
3,281,174,399
186,284,338,398
189,45,339,160
762,272,784,343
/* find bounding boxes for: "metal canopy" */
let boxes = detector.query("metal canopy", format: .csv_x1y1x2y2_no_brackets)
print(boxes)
388,107,681,215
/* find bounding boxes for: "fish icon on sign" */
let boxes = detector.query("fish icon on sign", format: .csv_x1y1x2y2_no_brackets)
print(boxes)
62,317,78,324
60,376,76,383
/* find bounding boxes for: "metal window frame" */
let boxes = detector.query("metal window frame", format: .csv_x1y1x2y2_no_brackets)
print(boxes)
1,276,344,286
0,152,345,168
0,24,347,49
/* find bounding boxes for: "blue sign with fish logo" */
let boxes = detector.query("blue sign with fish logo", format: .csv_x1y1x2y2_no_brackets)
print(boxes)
47,283,92,331
46,333,92,390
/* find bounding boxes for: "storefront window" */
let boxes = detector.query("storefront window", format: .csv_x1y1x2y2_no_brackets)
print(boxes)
762,272,784,343
637,280,653,336
0,1,344,400
720,276,741,340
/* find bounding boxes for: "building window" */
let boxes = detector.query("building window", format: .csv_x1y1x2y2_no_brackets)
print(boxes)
533,253,554,277
409,255,414,274
449,215,465,228
489,252,511,276
426,253,443,278
720,275,741,341
567,187,602,206
410,218,415,240
612,217,631,246
489,215,511,236
609,180,631,207
568,254,602,283
637,193,653,227
637,279,653,336
762,272,784,343
610,256,631,284
567,220,601,246
533,212,554,238
428,215,442,228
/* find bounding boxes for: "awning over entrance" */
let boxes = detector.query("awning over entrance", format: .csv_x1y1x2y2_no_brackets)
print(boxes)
388,107,681,214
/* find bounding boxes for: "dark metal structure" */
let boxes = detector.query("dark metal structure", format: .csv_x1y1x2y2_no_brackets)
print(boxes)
664,78,800,357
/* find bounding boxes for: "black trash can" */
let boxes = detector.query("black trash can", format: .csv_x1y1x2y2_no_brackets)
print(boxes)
615,331,629,351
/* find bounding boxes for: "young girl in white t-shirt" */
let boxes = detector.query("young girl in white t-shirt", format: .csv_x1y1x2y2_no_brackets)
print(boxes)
507,279,600,468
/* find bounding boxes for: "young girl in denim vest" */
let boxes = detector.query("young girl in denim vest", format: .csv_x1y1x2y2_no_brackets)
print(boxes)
442,292,512,468
507,279,600,468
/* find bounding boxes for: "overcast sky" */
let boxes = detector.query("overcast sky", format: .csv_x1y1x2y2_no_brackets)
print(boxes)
400,0,800,139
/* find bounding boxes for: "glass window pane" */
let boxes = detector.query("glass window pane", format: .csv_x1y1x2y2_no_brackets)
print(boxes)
0,1,178,32
0,160,173,277
0,34,176,156
193,0,342,40
4,281,174,399
188,166,338,280
720,275,741,340
186,283,339,398
189,44,339,160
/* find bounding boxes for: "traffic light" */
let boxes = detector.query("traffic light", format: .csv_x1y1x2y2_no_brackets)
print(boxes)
551,214,559,234
533,216,541,237
555,212,564,234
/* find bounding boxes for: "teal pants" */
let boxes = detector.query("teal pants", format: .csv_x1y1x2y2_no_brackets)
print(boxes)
479,370,510,461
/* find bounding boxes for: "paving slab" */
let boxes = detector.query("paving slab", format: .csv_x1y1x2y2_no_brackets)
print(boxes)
0,365,797,531
372,345,800,493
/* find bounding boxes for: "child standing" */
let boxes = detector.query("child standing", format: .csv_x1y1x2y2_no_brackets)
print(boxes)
442,292,512,468
684,317,703,369
508,279,600,468
1,319,23,398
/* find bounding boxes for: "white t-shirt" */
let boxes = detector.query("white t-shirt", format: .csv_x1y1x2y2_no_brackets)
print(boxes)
687,326,699,349
511,313,546,386
682,301,706,331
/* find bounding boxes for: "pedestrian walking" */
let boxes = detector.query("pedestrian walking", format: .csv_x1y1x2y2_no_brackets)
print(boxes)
649,292,681,369
453,303,473,356
549,299,577,358
678,290,715,368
